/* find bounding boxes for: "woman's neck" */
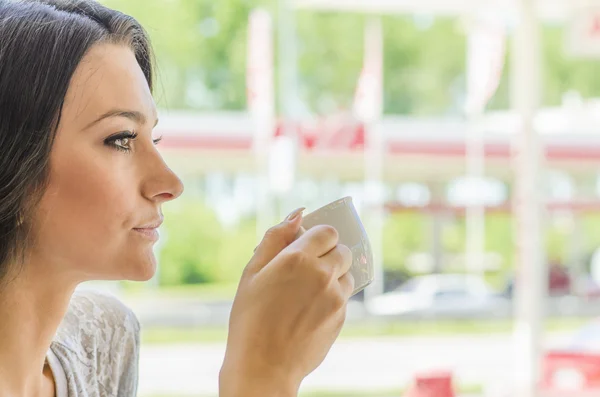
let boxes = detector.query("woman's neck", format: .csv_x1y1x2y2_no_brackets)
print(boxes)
0,265,77,397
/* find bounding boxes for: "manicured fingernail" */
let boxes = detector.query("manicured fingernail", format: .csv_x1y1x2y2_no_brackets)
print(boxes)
286,207,305,222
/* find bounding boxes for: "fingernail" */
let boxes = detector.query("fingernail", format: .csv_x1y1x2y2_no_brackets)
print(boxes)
286,207,305,222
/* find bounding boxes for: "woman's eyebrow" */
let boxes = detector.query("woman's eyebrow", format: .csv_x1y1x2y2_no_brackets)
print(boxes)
83,109,158,130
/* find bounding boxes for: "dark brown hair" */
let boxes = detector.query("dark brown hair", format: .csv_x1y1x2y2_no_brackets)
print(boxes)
0,0,154,282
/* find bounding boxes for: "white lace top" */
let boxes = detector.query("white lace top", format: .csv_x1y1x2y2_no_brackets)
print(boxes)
47,291,140,397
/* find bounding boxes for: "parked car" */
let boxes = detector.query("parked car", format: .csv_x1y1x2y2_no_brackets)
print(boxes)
504,264,570,298
351,269,410,301
364,273,510,319
503,265,600,300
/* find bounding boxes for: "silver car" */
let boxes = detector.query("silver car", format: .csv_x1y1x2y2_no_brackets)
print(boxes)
365,274,510,319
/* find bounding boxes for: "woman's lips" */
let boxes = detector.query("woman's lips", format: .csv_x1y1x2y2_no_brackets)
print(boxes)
132,228,159,241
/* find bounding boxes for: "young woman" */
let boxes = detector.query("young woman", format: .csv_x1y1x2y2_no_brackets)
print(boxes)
0,1,354,396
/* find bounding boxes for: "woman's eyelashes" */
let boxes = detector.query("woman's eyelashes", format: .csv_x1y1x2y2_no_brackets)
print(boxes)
104,131,163,153
105,131,137,153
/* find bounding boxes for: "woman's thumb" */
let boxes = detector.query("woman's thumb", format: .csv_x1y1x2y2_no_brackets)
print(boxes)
247,207,305,272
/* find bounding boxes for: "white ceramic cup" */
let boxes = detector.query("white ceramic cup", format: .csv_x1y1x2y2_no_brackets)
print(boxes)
301,196,374,296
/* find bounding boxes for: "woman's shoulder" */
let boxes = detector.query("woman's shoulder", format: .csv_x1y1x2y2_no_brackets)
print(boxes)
52,289,140,365
51,289,141,395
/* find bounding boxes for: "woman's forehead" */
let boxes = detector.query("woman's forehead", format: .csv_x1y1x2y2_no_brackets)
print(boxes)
61,43,156,129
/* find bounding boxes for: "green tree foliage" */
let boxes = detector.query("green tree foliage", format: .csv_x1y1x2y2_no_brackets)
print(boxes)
158,200,259,285
158,200,223,285
382,212,427,271
102,0,600,115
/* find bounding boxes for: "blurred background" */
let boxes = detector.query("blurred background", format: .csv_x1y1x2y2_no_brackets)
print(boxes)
85,0,600,396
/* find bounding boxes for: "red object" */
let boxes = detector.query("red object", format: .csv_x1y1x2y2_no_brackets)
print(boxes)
274,115,365,151
540,351,600,395
591,16,600,36
548,265,571,296
403,371,455,397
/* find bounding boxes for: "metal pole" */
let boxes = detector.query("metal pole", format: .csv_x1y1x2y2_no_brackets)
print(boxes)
256,135,274,242
364,122,385,299
363,17,385,300
278,0,299,121
430,182,445,273
248,10,276,242
276,0,300,218
464,16,506,276
568,212,584,298
465,111,485,275
511,1,544,396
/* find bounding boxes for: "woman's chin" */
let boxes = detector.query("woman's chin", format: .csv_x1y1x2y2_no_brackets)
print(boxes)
127,260,157,282
83,252,158,282
116,255,157,282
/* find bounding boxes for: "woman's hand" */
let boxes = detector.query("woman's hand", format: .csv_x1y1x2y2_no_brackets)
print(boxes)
220,208,354,397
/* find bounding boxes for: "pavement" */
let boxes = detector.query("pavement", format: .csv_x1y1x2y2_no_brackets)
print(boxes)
137,333,573,397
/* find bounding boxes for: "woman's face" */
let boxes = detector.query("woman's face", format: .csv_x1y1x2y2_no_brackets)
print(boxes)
29,43,183,283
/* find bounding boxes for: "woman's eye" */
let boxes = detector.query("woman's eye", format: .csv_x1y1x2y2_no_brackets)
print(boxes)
114,138,131,150
105,132,138,152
